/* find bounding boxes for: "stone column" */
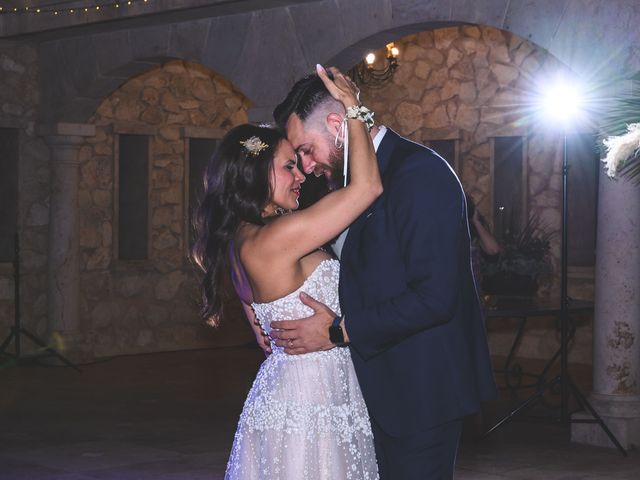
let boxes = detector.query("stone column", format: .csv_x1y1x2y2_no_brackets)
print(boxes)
39,123,95,344
572,169,640,449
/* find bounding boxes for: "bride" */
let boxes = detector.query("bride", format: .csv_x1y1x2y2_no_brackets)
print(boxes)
192,66,382,479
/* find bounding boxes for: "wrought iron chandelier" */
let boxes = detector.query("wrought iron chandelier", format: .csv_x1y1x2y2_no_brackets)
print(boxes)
348,42,400,88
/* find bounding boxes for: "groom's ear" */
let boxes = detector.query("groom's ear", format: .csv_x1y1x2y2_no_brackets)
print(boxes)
325,112,343,135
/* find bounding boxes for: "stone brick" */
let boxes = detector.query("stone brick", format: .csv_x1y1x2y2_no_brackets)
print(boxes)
189,110,209,126
86,248,109,270
490,44,511,64
230,110,248,125
403,43,426,62
521,55,541,74
414,60,431,80
462,25,481,39
167,113,188,125
441,79,461,100
446,100,458,123
158,126,180,142
394,101,424,134
426,104,449,129
480,106,506,125
94,142,113,155
455,104,480,131
152,206,177,227
447,48,464,68
161,91,181,113
141,87,159,105
160,186,182,205
459,81,477,102
155,270,186,301
192,78,216,101
144,72,170,89
424,48,445,65
153,230,179,251
118,275,148,298
92,189,111,209
434,27,459,50
114,97,143,120
415,31,435,49
102,222,112,248
141,105,165,125
421,90,441,110
426,67,449,89
179,99,200,110
490,63,519,87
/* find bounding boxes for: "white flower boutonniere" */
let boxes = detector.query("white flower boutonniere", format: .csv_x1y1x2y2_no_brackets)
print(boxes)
602,123,640,178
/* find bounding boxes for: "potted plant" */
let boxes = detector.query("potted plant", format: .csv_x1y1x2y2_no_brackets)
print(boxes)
481,215,553,297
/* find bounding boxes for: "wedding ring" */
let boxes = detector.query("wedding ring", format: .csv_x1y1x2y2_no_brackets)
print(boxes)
288,338,293,348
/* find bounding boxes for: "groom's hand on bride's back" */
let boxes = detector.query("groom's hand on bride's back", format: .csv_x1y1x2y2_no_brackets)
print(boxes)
270,292,335,355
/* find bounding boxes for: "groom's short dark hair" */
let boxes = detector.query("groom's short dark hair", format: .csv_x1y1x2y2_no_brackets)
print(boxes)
273,72,334,130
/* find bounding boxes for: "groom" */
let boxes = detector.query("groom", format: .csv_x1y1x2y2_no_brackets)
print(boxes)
270,70,497,479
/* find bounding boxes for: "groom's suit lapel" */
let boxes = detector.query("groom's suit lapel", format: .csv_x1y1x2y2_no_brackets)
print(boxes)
341,129,400,263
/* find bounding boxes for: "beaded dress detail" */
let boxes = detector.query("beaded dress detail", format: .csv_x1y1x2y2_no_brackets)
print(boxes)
225,259,378,479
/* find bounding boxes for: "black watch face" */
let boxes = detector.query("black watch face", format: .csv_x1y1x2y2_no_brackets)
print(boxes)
329,325,344,344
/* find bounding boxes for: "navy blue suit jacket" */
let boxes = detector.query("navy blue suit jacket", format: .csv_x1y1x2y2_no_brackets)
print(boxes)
340,129,497,437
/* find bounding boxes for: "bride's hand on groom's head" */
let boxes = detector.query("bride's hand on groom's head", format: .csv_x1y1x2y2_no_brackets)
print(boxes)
316,64,359,108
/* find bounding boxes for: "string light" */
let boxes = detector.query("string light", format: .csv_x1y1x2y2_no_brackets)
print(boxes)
0,1,153,16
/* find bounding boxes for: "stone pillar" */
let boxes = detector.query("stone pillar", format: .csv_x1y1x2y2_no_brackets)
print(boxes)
39,123,95,344
572,169,640,449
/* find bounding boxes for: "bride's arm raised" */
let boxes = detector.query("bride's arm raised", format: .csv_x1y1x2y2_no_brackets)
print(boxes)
250,66,382,261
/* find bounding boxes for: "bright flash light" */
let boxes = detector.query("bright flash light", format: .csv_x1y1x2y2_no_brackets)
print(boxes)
539,79,584,125
365,53,376,65
390,46,399,57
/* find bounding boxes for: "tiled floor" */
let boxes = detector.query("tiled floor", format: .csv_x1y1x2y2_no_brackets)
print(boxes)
1,347,638,479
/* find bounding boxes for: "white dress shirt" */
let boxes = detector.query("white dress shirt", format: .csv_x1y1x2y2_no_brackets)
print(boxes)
332,126,388,259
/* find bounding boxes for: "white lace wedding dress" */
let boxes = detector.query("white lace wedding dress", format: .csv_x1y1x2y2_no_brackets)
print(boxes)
225,259,379,479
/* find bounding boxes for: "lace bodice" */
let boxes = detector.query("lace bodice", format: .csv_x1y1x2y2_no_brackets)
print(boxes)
252,259,341,353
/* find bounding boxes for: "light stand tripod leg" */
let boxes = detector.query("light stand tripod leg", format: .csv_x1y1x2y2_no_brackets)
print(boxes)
19,328,82,373
568,379,627,456
483,374,560,437
0,328,16,355
2,233,81,373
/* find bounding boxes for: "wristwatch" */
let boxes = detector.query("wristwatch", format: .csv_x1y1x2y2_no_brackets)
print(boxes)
329,315,349,347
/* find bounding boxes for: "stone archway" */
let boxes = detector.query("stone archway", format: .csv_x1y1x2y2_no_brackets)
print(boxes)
40,59,254,359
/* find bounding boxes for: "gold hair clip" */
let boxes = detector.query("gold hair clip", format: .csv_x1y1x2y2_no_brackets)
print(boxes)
240,136,268,156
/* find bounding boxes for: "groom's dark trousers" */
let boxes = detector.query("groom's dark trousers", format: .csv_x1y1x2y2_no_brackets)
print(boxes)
339,130,497,479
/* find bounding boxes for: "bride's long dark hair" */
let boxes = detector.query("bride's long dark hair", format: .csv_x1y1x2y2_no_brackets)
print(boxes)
191,124,286,325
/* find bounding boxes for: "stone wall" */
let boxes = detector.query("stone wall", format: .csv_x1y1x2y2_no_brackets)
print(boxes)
0,42,50,353
358,26,592,364
76,60,253,357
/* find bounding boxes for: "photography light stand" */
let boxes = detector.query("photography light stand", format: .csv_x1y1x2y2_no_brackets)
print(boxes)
484,86,626,455
0,232,81,372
